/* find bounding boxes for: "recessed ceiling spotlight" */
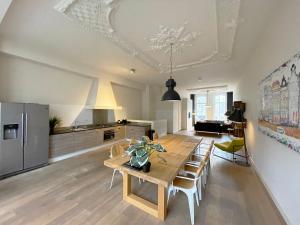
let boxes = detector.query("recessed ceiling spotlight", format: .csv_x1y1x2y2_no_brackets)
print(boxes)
130,68,136,74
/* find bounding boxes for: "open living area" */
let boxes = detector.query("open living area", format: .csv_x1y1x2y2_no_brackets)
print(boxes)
0,0,299,225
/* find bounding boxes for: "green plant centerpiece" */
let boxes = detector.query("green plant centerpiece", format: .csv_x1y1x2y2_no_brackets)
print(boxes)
125,136,166,172
49,116,61,135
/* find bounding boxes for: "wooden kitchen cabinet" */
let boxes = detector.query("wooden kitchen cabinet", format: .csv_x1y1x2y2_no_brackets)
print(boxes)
73,130,99,151
50,129,104,158
125,125,151,140
97,129,104,145
49,133,74,158
49,124,151,159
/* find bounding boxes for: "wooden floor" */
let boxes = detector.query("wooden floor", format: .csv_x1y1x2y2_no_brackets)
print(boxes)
0,134,286,225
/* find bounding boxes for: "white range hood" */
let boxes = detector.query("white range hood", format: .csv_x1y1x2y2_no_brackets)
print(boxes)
85,78,122,110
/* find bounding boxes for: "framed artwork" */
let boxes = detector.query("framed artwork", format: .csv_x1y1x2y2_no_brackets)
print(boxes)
259,52,300,153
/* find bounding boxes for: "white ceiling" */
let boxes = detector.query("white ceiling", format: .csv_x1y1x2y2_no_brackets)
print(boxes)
0,0,281,90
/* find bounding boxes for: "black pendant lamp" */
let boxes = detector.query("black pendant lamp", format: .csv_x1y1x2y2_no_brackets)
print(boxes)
228,108,245,122
161,43,181,101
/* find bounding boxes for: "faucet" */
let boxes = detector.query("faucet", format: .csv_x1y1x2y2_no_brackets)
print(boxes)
73,120,79,130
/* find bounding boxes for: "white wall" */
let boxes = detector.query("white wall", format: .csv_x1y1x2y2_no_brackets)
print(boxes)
181,98,193,130
111,83,143,120
236,1,300,224
148,85,181,133
0,53,145,126
153,96,175,133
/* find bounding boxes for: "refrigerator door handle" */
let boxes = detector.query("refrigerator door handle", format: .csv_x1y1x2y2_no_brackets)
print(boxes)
21,113,24,147
25,113,28,146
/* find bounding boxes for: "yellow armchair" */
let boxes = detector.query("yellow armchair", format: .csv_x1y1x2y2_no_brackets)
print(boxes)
214,138,245,162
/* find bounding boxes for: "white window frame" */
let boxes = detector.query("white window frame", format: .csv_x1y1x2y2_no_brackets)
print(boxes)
213,93,227,121
195,94,207,121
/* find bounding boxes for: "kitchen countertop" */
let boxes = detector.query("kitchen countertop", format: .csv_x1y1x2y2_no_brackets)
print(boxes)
51,122,152,135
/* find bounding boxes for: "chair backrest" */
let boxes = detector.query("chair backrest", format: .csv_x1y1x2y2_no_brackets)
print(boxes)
196,137,204,148
187,140,214,186
187,141,213,187
208,140,214,152
110,144,124,158
202,151,210,164
201,140,214,164
194,162,206,185
228,138,244,152
232,138,244,146
201,140,214,153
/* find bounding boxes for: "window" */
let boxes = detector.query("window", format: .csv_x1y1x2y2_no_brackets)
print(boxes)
196,95,206,121
214,94,226,120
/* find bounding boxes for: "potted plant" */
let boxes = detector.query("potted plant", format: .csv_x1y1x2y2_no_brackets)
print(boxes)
125,136,166,172
49,116,61,135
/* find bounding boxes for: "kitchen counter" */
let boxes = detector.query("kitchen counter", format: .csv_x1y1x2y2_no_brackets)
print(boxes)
51,122,151,135
49,122,152,159
125,122,152,127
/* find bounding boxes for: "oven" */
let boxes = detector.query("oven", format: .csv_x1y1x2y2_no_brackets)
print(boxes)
104,129,115,142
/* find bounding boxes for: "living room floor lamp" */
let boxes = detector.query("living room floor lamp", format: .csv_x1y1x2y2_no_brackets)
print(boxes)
228,109,249,165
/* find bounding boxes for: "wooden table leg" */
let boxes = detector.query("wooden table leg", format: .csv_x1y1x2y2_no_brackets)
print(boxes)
157,184,167,220
122,173,167,220
123,172,131,200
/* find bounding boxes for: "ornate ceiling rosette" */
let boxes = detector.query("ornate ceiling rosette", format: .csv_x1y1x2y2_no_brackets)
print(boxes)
54,0,242,73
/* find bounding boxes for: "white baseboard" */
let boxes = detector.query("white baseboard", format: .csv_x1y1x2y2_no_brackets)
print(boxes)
49,139,124,163
249,157,290,225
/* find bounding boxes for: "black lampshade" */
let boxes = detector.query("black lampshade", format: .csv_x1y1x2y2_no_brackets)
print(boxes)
224,110,232,116
161,77,181,101
228,109,245,122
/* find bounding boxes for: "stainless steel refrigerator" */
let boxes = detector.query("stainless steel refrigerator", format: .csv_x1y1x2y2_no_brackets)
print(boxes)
0,103,49,177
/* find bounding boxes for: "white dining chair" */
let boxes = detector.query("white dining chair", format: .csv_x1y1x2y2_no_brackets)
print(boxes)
185,152,210,193
194,142,211,155
109,144,124,189
184,140,214,198
189,141,214,166
168,162,206,225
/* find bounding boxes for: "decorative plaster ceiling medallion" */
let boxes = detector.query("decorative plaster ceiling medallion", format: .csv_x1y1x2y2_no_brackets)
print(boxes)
55,0,115,35
55,0,140,59
146,24,200,54
54,0,241,74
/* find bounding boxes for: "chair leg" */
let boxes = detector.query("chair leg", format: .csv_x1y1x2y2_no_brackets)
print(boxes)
206,163,209,181
203,167,207,188
187,191,195,225
213,150,235,163
198,177,202,200
195,191,199,206
109,169,116,190
209,154,212,171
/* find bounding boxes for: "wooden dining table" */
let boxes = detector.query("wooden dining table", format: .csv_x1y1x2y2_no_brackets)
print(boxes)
104,135,201,220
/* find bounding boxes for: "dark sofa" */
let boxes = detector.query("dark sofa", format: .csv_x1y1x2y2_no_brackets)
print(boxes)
194,120,229,134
